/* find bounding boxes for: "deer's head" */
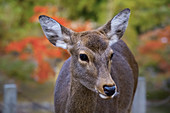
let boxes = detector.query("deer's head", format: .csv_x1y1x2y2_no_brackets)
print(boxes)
39,8,130,99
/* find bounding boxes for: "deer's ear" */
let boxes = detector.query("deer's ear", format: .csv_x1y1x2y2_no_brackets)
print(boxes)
99,8,130,45
39,15,73,49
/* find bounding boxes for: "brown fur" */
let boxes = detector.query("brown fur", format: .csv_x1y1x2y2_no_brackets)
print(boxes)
54,31,138,113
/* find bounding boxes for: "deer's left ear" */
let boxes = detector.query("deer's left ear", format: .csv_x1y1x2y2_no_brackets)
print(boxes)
98,8,130,45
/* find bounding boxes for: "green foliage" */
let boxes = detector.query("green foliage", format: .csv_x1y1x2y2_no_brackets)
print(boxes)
113,0,170,52
113,0,170,33
147,90,170,100
0,55,35,81
0,0,57,45
58,0,108,23
58,0,170,33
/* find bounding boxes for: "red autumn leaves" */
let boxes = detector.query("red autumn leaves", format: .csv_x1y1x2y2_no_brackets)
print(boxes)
5,37,69,82
139,26,170,73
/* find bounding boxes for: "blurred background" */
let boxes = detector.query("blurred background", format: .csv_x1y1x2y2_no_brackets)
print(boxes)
0,0,170,113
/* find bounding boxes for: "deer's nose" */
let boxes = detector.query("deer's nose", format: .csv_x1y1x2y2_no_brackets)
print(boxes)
103,85,116,96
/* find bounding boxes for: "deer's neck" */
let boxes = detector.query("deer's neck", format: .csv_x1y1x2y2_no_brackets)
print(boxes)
66,78,97,113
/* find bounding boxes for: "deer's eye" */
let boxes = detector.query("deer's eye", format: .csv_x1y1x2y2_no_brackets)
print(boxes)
110,53,114,60
79,54,89,62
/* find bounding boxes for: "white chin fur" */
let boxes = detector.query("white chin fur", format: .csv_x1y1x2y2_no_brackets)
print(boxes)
99,92,119,99
99,94,109,99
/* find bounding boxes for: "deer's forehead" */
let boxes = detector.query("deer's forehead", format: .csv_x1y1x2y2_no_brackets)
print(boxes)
79,32,109,53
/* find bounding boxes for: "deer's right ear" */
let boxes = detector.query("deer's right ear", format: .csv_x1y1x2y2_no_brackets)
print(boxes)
39,15,73,49
98,8,130,46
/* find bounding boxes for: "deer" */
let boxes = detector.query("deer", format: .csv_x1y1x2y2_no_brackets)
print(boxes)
39,8,138,113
